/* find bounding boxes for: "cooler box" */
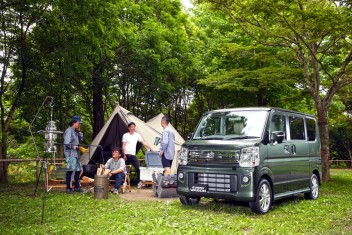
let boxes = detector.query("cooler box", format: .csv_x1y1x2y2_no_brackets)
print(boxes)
140,152,163,182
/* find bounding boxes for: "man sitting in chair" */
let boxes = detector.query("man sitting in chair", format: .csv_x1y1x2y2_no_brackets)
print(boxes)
104,147,125,194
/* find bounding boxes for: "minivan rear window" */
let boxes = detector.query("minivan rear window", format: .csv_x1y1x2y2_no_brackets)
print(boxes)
306,118,316,141
289,116,305,140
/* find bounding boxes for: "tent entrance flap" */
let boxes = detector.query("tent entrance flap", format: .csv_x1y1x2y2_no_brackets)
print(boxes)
91,113,128,164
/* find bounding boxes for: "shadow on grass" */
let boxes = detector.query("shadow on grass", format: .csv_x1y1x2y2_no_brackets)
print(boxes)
177,194,309,216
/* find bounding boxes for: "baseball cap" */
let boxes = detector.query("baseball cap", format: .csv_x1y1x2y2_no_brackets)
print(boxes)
71,116,83,124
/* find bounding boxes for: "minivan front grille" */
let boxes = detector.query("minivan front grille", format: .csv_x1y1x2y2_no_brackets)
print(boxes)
193,173,237,192
189,150,240,163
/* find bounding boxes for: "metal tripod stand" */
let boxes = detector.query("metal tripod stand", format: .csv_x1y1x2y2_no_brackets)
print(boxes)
33,152,52,223
29,96,62,223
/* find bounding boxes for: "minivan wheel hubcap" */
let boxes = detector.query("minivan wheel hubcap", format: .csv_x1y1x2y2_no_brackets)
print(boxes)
311,177,319,198
259,184,271,211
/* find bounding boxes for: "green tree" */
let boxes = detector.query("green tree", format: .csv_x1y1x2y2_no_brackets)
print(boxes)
197,0,352,181
0,0,50,182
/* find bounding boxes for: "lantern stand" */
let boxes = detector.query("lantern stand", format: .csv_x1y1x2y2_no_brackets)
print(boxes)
30,96,63,223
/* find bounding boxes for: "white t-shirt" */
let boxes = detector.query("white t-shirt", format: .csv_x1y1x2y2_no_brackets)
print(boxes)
122,132,143,155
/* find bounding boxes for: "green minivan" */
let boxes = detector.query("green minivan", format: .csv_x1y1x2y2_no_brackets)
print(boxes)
177,107,321,214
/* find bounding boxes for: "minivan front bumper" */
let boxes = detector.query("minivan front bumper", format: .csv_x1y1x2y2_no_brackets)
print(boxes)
177,165,256,202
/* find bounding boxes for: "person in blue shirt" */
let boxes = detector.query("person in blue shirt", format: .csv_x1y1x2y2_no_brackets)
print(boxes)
64,116,84,193
159,116,175,175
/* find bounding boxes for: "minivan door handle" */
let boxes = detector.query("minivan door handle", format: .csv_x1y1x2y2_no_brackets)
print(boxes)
291,144,296,155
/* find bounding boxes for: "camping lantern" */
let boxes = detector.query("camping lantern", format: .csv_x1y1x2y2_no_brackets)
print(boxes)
44,121,58,153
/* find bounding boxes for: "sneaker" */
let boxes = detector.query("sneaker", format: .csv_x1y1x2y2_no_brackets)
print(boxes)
74,187,83,193
113,188,118,194
66,189,73,194
137,181,143,189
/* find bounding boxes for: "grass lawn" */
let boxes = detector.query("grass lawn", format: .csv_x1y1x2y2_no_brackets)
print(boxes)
0,169,352,235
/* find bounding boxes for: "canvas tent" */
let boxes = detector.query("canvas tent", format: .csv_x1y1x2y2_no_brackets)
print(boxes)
80,105,183,173
147,113,185,146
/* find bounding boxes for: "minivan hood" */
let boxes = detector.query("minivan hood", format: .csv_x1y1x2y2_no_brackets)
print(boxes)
182,138,261,151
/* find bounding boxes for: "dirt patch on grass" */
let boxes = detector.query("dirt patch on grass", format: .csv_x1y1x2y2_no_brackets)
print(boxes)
118,187,178,202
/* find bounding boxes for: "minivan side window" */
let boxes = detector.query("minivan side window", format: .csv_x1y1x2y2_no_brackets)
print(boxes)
306,118,316,141
270,114,286,139
289,116,305,140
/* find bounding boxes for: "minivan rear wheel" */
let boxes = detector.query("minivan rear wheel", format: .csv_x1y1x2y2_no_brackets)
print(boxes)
249,179,272,214
179,196,200,205
304,174,319,200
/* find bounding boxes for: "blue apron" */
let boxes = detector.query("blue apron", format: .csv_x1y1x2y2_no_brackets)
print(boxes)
64,127,82,171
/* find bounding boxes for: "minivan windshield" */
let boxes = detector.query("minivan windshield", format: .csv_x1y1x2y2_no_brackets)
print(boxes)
193,110,269,140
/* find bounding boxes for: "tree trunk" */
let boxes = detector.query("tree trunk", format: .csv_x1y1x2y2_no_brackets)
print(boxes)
257,90,267,106
1,131,13,184
0,144,4,182
316,104,330,182
347,148,352,168
92,63,105,138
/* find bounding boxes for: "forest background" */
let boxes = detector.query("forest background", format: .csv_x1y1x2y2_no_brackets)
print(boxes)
1,0,352,183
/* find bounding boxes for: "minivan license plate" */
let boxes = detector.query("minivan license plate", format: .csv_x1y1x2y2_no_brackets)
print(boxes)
190,184,208,193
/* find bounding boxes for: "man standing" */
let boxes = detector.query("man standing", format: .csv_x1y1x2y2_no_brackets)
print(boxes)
64,116,84,193
159,116,175,174
105,147,125,194
122,122,154,183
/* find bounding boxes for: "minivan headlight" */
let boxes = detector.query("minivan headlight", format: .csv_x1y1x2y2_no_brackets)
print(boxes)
239,147,259,167
178,147,189,165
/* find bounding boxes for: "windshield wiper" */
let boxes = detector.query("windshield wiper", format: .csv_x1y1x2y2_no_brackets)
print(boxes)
224,136,259,140
201,136,224,140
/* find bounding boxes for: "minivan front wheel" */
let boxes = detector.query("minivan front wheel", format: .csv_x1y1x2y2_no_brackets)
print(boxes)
249,179,272,214
179,196,200,205
304,174,319,200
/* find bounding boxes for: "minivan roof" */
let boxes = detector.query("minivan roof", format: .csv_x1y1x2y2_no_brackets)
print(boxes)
206,107,316,118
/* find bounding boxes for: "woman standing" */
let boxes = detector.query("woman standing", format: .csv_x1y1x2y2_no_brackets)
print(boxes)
64,116,84,193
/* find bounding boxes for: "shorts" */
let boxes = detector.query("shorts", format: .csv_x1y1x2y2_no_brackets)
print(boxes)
161,155,173,168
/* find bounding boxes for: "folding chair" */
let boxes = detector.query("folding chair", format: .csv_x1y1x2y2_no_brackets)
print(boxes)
109,165,132,193
46,162,68,192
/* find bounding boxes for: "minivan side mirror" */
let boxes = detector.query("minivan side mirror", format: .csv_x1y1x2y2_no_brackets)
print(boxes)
187,133,194,140
270,131,285,144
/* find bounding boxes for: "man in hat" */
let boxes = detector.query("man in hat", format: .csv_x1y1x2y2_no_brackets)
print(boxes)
122,122,155,183
64,116,84,193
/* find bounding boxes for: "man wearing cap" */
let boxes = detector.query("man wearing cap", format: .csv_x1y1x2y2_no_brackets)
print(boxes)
64,116,84,193
122,122,155,184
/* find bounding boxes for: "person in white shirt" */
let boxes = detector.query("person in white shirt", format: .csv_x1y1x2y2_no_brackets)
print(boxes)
104,147,125,194
122,122,155,182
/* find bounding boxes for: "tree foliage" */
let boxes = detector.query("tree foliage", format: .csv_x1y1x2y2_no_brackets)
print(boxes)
0,0,203,182
0,0,352,183
196,0,352,181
